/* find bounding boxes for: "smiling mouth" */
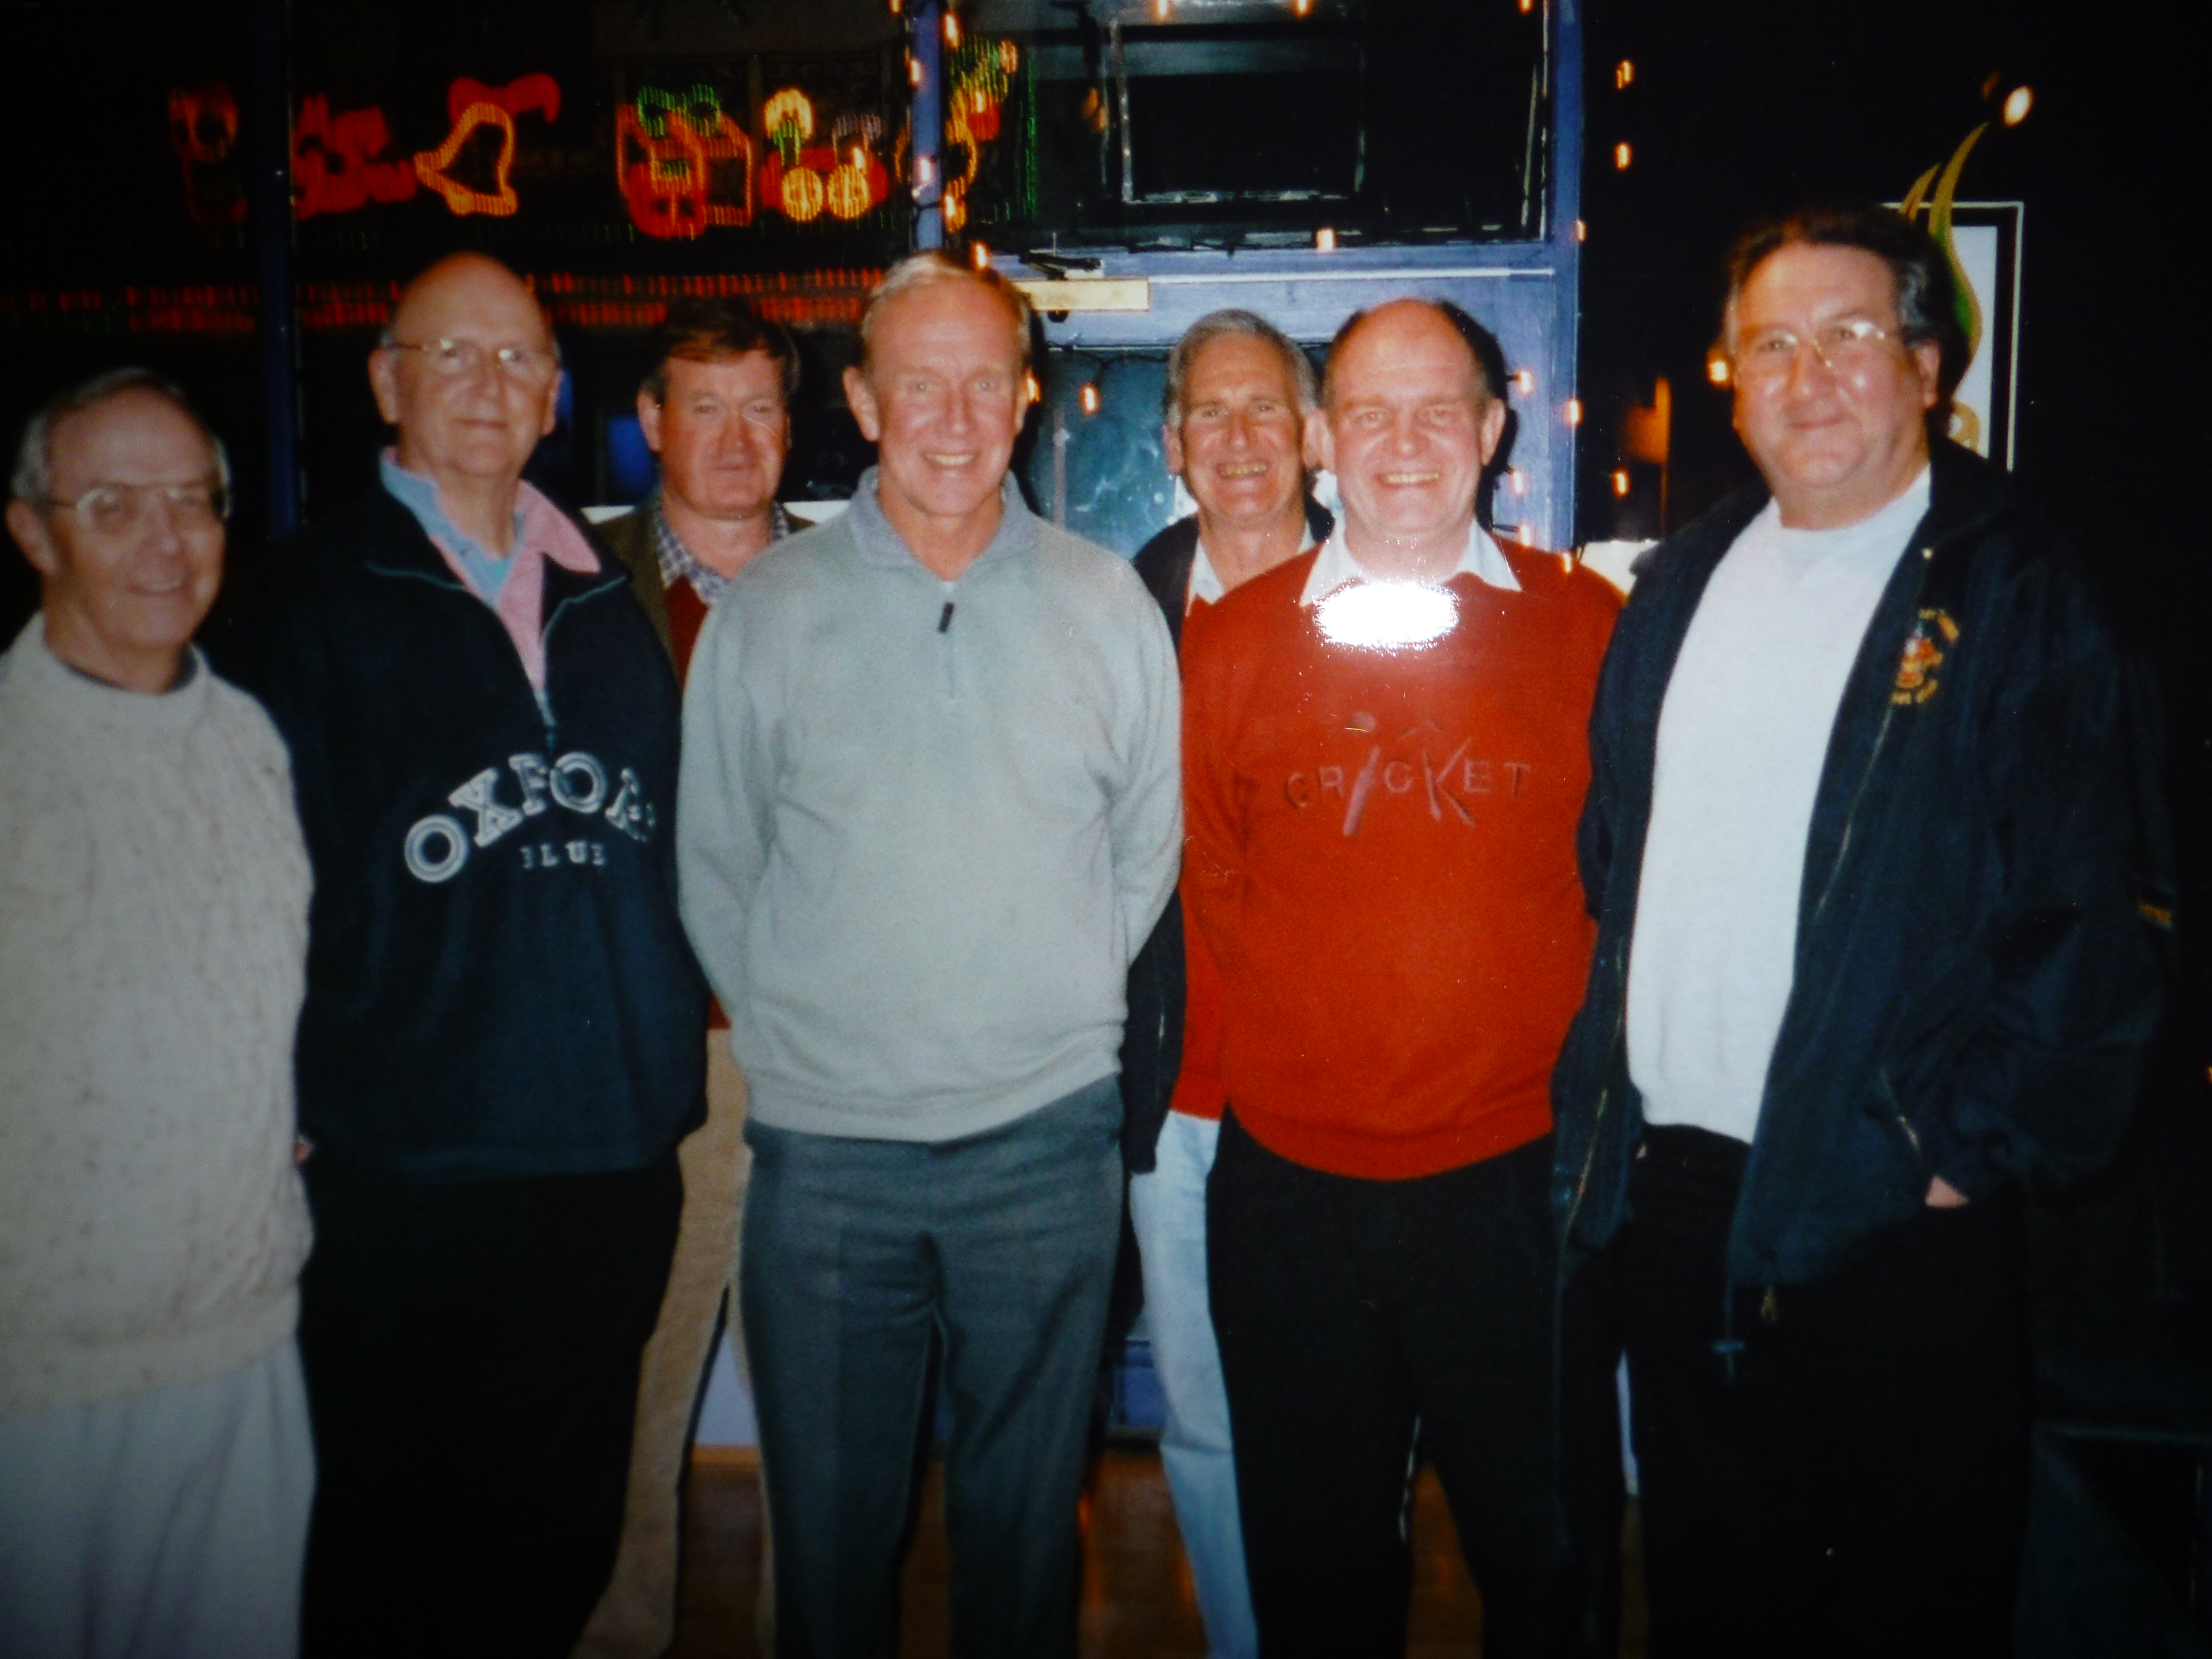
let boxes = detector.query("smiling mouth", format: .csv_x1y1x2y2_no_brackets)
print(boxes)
924,452,979,469
1379,469,1441,485
1216,461,1271,479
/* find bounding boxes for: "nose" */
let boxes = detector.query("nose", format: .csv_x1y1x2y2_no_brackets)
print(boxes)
943,383,977,435
1783,338,1842,394
135,497,193,561
1225,408,1254,451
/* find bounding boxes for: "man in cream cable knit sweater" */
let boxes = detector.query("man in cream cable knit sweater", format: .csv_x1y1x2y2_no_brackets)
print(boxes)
0,370,316,1659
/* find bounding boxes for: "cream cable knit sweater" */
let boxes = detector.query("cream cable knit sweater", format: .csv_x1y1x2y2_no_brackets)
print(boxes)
0,618,313,1415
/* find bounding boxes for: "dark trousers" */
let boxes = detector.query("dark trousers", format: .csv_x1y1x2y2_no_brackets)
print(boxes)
1610,1125,2030,1659
297,1152,683,1659
740,1077,1124,1659
1208,1113,1569,1658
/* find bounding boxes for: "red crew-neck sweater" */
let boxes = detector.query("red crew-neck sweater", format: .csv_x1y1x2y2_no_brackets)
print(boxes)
1181,544,1618,1180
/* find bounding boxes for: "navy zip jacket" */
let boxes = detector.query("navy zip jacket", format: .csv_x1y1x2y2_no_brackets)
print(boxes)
208,489,707,1182
1552,441,2167,1287
1118,499,1332,1172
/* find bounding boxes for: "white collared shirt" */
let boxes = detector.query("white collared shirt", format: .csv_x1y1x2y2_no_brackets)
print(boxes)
1296,520,1522,608
1187,538,1228,612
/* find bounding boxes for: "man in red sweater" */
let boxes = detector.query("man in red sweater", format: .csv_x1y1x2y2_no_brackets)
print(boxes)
1183,297,1618,1656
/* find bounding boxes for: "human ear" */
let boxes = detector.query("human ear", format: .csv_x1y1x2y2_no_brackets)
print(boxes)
5,499,59,580
1475,397,1508,467
844,365,884,443
1306,406,1333,475
368,348,402,427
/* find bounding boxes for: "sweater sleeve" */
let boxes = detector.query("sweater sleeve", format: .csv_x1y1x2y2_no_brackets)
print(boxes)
1178,599,1246,980
675,595,775,1020
1108,584,1184,965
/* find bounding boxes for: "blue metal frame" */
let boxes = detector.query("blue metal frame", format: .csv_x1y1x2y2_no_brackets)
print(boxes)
911,0,947,250
990,0,1585,549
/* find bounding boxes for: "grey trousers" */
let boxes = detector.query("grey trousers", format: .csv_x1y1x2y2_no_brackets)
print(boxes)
741,1077,1122,1659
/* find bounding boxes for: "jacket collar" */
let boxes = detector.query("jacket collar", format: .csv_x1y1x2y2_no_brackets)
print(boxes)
356,485,622,609
1673,438,2010,576
845,467,1040,575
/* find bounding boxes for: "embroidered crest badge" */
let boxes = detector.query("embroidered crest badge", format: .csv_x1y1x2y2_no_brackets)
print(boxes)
1891,608,1960,706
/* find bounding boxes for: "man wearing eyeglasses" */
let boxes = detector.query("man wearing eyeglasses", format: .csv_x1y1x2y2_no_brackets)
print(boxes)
210,252,706,1658
1552,207,2167,1657
0,369,313,1659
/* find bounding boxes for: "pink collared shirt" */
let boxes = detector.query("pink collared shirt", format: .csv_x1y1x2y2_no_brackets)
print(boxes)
382,454,604,691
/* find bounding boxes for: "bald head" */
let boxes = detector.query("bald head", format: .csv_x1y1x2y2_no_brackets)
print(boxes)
1314,297,1510,577
370,253,561,492
1323,298,1506,409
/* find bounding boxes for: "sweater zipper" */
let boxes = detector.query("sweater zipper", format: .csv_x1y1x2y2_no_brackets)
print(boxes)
537,576,626,741
938,579,959,699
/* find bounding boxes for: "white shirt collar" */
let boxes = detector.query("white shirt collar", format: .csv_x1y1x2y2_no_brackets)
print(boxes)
1297,520,1522,608
1187,537,1228,611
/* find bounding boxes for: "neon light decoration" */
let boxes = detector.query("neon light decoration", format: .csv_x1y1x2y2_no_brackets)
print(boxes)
940,39,1017,235
6,272,885,339
616,87,755,240
167,84,248,229
414,75,561,217
755,89,891,226
286,74,559,221
293,96,418,218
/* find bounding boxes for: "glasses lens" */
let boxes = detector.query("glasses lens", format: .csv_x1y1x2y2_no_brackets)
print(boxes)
80,487,133,532
492,345,555,381
165,484,226,526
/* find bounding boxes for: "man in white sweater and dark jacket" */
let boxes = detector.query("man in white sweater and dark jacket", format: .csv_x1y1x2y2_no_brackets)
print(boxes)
209,254,706,1658
1552,207,2168,1658
678,252,1181,1657
0,370,315,1659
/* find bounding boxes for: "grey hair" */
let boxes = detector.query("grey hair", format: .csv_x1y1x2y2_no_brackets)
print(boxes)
1163,309,1318,427
10,368,231,506
857,251,1035,375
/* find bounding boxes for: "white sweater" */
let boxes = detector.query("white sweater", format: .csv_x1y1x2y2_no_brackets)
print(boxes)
1626,471,1930,1144
0,620,313,1415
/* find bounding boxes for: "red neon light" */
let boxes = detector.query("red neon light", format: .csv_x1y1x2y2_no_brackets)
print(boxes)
293,96,418,219
616,103,755,240
288,75,561,221
415,102,520,216
448,73,560,126
413,76,563,218
167,84,248,230
4,272,882,338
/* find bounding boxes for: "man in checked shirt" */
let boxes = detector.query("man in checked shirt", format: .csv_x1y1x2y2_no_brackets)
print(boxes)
579,297,797,1659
